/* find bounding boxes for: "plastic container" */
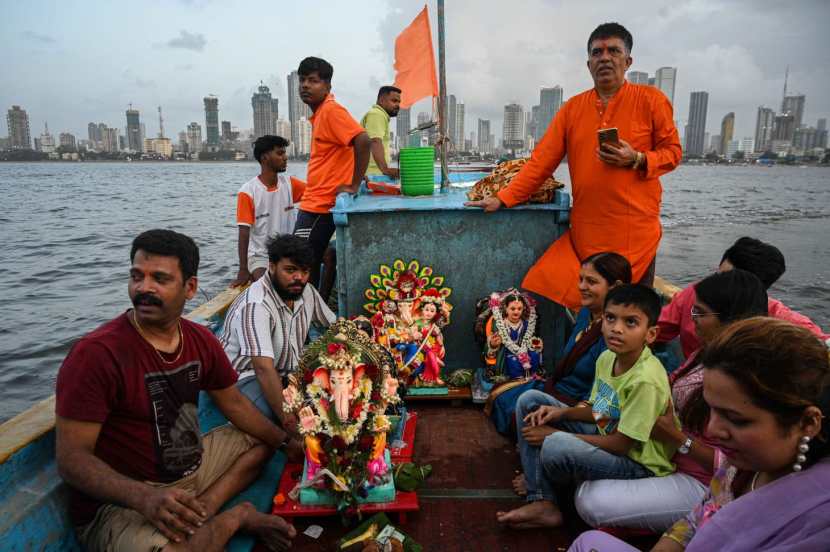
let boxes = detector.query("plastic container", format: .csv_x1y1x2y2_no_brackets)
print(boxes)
399,147,435,196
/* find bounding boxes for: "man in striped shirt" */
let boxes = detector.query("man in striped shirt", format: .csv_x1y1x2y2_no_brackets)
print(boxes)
220,234,336,428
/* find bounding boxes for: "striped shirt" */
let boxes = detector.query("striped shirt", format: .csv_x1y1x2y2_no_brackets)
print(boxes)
219,273,335,379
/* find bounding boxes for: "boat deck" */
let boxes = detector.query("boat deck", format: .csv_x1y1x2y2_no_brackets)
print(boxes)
275,403,578,551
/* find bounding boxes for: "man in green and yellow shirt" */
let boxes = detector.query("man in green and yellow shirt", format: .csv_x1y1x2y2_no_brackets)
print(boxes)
360,86,401,180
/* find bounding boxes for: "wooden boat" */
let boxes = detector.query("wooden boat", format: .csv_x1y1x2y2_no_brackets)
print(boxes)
0,218,684,550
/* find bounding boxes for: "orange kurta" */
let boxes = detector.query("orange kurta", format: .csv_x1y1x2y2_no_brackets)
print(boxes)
497,81,681,308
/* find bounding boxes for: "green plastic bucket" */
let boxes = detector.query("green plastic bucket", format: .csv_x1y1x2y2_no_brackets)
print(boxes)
400,147,435,196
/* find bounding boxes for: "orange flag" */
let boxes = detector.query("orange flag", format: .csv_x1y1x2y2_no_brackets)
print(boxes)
392,6,439,108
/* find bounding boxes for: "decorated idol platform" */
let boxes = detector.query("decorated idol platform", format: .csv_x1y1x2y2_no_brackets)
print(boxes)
267,183,572,532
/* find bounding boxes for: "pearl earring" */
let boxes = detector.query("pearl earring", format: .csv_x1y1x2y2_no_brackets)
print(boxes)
793,435,811,472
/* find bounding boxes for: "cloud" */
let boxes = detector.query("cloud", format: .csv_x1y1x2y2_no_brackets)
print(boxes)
176,64,194,71
134,77,156,89
21,30,55,44
166,30,206,52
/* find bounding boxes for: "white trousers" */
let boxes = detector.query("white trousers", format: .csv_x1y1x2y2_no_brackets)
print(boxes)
575,472,707,533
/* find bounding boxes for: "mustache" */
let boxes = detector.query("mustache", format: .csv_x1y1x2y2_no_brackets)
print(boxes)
132,293,164,308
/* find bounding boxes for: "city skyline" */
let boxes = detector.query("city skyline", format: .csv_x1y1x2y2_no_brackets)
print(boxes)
2,1,829,144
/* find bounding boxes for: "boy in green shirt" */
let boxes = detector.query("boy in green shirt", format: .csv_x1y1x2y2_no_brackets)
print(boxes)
497,284,677,530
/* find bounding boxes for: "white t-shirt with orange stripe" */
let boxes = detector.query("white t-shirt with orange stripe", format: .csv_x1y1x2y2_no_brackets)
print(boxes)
236,174,305,259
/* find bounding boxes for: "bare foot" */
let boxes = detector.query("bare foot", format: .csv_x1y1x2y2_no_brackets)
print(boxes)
496,500,563,529
512,473,527,497
237,502,296,551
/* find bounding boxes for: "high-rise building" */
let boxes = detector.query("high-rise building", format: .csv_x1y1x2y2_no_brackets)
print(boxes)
773,113,795,142
739,137,754,153
447,95,457,148
726,140,740,158
59,132,76,150
537,86,564,143
396,108,411,150
627,71,649,84
503,103,525,150
221,121,232,141
297,117,312,155
39,123,55,153
654,67,677,104
204,95,220,149
720,112,735,156
186,122,202,154
477,119,491,153
177,131,188,153
684,91,708,156
817,118,827,132
87,122,102,146
126,108,142,152
100,126,118,152
286,71,311,150
781,94,805,131
454,102,465,149
276,119,292,151
754,107,775,152
6,105,32,149
252,84,276,140
709,135,721,154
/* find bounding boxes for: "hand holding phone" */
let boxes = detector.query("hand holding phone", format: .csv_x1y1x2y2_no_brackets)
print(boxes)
597,127,620,149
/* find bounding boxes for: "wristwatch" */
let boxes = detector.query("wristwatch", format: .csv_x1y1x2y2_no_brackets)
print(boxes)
678,437,693,455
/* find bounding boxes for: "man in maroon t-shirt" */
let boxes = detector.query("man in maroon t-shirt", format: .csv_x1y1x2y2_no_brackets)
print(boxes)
56,229,301,552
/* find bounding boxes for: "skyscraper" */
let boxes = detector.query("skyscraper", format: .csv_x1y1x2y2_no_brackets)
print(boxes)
221,121,232,141
818,118,827,132
537,86,563,142
297,117,312,155
87,122,101,146
781,94,805,131
719,112,735,156
627,71,649,84
447,95,457,148
773,113,794,142
251,84,276,140
503,103,525,150
654,67,677,105
204,95,220,149
7,105,32,150
101,126,118,152
287,71,311,150
59,132,76,151
186,122,202,154
477,119,491,153
684,91,708,156
454,102,465,149
39,123,55,154
754,107,775,152
396,108,411,149
126,108,142,152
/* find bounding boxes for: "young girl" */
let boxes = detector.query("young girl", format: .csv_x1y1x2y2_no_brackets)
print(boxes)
569,317,830,551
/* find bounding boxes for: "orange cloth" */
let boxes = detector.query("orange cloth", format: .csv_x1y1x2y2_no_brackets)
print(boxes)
497,81,681,308
300,94,365,214
392,6,439,108
290,176,306,202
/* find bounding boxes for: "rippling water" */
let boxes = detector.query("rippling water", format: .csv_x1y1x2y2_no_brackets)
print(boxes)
0,162,828,421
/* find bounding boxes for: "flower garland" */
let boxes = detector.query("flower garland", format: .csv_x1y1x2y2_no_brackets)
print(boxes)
489,292,538,371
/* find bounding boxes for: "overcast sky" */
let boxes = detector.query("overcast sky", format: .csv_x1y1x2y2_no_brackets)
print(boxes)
3,0,828,144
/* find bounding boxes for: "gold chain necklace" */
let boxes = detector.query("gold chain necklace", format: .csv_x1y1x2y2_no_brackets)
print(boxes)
131,310,184,364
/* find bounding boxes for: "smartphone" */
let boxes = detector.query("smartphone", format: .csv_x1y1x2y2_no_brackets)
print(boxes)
597,127,620,148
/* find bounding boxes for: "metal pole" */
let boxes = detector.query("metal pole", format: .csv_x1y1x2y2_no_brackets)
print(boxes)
437,0,450,192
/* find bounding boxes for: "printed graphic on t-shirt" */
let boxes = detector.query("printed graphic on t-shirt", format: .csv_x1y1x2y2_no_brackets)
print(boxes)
145,361,203,480
592,379,620,433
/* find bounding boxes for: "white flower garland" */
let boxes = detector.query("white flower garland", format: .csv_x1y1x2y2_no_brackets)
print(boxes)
303,376,375,444
491,294,537,369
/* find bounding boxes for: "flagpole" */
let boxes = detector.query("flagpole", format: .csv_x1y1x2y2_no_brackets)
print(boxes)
437,0,449,192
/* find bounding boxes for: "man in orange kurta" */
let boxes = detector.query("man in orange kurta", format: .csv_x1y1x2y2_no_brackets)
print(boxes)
468,23,681,310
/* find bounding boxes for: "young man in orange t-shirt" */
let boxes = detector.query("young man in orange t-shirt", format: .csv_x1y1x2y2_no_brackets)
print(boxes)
292,57,370,301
